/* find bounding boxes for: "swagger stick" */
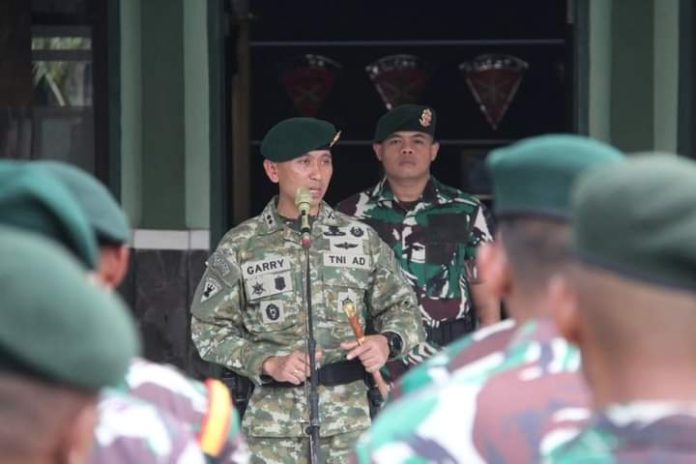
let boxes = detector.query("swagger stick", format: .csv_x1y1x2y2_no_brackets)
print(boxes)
342,298,390,399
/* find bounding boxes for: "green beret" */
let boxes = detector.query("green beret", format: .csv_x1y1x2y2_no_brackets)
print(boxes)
35,161,131,245
487,135,624,220
374,104,436,143
0,162,99,269
260,117,340,162
573,154,696,290
0,226,140,390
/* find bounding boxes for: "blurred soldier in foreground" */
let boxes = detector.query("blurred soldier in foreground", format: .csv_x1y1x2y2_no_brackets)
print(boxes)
35,161,250,463
337,104,497,382
0,227,139,464
191,117,424,463
353,135,623,463
547,155,696,462
0,161,248,463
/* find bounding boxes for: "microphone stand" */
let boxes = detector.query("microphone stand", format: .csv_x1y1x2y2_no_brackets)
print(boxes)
300,210,321,464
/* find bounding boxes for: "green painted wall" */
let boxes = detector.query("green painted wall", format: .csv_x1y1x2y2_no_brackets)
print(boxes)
120,0,142,226
184,0,210,229
140,0,186,228
588,0,612,143
120,0,209,230
610,0,654,152
654,0,680,153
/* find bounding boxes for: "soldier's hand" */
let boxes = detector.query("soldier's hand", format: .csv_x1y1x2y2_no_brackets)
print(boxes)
262,351,324,385
341,335,389,373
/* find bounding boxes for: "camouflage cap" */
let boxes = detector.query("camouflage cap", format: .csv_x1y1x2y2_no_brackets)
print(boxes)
0,162,99,269
260,117,340,162
487,134,624,220
0,226,140,390
374,104,436,143
573,154,696,290
35,161,131,245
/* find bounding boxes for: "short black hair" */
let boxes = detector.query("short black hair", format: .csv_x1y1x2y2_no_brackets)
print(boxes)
498,216,571,292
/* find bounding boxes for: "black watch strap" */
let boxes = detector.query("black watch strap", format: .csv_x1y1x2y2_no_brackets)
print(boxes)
382,331,403,359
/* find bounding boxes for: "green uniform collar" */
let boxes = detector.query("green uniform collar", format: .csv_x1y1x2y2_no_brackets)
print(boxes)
258,196,341,235
369,176,449,208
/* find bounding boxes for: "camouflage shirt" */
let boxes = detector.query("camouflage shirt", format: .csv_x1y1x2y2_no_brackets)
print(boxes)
545,402,696,463
120,358,250,463
90,390,207,464
191,198,424,438
388,319,517,402
336,177,492,378
352,318,587,463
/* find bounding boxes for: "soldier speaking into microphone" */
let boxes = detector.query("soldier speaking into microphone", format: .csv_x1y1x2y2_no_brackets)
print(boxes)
191,117,424,463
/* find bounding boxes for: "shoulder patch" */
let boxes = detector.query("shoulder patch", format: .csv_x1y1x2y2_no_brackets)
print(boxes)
209,252,231,277
200,277,222,303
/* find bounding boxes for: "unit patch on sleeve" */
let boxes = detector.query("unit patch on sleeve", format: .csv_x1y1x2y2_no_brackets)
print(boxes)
200,277,222,303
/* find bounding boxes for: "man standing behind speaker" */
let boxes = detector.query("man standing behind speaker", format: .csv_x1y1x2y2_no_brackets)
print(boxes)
336,105,498,382
191,117,424,463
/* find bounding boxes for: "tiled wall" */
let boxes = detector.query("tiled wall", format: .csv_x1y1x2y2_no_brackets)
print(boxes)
118,230,220,379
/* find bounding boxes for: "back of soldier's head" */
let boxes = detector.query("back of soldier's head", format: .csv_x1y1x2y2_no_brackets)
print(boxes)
0,161,98,270
569,154,696,356
487,135,624,291
33,161,131,247
0,226,139,461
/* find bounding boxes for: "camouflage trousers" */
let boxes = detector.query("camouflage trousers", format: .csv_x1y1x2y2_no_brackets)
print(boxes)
248,430,363,464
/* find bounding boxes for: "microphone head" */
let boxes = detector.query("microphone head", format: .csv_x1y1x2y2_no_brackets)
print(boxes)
294,187,312,213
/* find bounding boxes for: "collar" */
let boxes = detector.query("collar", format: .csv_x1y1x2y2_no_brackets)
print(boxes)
369,176,449,207
257,196,341,235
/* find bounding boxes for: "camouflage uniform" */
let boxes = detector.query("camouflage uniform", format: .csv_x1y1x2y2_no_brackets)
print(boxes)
545,403,696,463
91,390,207,464
336,176,492,380
120,358,250,463
388,318,517,402
353,318,588,463
191,198,423,462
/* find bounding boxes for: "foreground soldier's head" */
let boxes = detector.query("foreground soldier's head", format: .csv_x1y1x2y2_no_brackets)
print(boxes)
481,135,624,322
553,154,696,408
0,227,139,464
34,161,132,289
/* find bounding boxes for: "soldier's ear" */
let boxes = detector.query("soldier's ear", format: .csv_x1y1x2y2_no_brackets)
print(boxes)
61,403,99,464
373,144,383,162
549,274,581,346
477,241,511,300
263,160,280,184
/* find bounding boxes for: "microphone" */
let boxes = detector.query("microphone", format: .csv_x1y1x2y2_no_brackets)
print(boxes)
295,187,313,248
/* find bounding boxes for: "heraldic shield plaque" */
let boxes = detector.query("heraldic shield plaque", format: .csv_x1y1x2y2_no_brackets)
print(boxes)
459,54,528,130
365,54,430,110
280,54,342,117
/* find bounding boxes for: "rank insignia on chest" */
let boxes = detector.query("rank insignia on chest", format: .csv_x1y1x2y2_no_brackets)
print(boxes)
261,300,285,324
323,225,346,237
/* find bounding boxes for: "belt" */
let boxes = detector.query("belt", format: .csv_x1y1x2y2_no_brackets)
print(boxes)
426,317,475,347
263,359,365,388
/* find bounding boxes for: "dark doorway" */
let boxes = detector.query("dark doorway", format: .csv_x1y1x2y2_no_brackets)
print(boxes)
222,0,575,229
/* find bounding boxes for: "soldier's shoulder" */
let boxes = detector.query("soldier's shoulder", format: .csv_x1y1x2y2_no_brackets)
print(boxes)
335,188,376,216
434,180,483,206
214,216,266,253
94,390,206,462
